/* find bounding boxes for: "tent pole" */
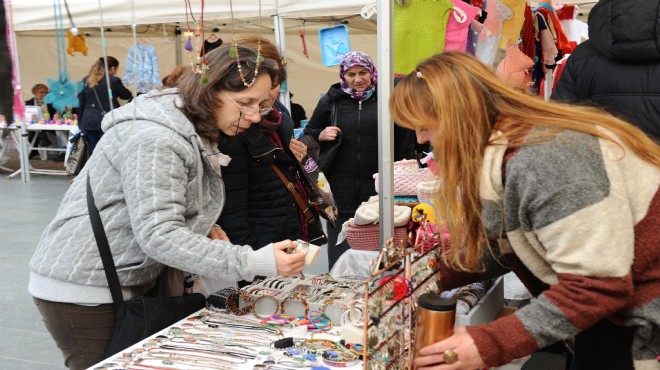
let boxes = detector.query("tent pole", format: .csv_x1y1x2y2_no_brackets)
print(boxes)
175,25,182,66
377,0,394,244
273,14,290,112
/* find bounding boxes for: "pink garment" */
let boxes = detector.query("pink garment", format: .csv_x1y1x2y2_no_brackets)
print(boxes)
496,46,534,90
445,0,481,52
480,0,502,39
5,0,24,120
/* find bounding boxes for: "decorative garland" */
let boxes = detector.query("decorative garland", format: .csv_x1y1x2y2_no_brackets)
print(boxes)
228,0,264,87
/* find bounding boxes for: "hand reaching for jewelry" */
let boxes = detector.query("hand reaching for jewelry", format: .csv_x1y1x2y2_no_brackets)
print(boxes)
273,240,306,276
289,138,307,161
414,326,485,369
319,126,342,142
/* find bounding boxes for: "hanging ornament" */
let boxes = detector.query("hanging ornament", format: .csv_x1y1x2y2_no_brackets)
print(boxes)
44,0,82,113
229,0,263,88
184,0,207,82
299,22,308,58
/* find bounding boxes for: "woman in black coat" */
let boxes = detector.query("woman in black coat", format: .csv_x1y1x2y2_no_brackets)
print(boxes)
77,56,132,154
304,51,416,269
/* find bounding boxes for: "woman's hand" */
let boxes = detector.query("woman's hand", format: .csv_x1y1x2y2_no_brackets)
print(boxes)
319,126,342,142
289,138,308,161
414,327,486,370
209,225,230,242
273,240,306,276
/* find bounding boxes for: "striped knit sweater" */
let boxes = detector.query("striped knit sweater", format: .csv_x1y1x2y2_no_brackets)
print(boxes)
444,128,659,368
28,90,278,305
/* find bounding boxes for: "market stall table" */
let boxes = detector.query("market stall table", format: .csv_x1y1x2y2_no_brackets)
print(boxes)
7,123,77,179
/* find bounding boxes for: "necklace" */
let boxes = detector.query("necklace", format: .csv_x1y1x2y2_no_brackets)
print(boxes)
184,0,208,82
228,0,264,87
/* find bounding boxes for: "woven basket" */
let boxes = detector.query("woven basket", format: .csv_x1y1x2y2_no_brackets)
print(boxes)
373,167,436,196
345,222,409,251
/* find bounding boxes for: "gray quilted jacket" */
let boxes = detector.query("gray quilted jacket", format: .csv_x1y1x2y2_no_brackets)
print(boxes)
29,89,277,305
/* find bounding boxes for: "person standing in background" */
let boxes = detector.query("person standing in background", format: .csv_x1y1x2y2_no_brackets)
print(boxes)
304,51,416,269
289,92,307,128
77,56,132,154
552,0,660,142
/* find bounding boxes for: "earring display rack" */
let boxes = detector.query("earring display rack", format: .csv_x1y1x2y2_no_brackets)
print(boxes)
362,219,444,370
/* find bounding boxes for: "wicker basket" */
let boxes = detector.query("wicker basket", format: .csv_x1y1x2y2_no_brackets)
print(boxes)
373,167,436,196
345,222,409,251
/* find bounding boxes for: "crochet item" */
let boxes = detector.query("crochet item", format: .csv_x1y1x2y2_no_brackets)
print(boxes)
417,180,440,203
414,222,451,253
66,31,88,56
44,72,82,113
445,0,481,52
353,198,412,226
498,0,527,49
374,167,436,196
394,196,419,203
124,43,162,94
496,45,534,91
393,0,454,75
345,221,409,251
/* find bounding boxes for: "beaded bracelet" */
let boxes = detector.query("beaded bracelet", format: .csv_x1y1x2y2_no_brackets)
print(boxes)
252,294,280,320
280,295,309,317
226,289,254,316
307,310,332,331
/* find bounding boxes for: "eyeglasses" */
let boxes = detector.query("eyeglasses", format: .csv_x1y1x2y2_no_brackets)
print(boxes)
221,92,273,117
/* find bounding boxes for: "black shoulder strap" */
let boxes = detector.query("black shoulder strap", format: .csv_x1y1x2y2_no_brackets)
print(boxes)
330,100,337,127
86,174,124,310
91,86,106,114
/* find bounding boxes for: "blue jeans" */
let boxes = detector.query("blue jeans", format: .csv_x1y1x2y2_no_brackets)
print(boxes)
81,130,103,155
33,297,116,370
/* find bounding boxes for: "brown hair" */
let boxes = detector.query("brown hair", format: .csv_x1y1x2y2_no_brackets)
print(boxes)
176,44,278,142
31,83,49,95
162,66,189,88
87,56,119,88
231,35,286,86
390,52,660,272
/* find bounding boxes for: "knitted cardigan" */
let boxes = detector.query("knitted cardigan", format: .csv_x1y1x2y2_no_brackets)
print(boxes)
440,128,659,368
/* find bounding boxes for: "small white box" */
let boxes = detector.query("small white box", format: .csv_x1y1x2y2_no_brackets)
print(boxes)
455,277,504,326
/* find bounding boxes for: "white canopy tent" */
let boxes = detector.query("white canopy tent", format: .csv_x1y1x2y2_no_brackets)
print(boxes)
9,0,397,242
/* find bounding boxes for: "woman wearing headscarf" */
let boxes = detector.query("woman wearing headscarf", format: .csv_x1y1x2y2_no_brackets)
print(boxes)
304,51,416,269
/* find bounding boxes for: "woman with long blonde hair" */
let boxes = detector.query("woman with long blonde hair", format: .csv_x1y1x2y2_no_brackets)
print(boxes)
77,56,132,154
391,52,659,370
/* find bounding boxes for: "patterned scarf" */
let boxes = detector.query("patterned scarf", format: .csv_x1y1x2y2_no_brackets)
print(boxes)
339,51,378,101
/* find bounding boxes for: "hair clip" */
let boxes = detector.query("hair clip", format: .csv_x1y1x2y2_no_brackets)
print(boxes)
415,68,425,79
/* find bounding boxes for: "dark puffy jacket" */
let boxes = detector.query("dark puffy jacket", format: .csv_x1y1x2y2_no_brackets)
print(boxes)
303,83,416,216
552,0,660,141
217,102,301,249
78,75,132,131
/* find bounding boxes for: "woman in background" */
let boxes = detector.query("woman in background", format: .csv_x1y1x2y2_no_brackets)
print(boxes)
77,56,132,154
391,52,659,370
304,51,416,269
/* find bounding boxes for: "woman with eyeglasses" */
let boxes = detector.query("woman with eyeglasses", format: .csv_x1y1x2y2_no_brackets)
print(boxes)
28,45,306,370
216,36,326,264
304,51,417,269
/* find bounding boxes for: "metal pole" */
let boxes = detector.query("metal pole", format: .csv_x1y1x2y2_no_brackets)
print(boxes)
377,0,394,244
273,14,291,112
175,25,182,66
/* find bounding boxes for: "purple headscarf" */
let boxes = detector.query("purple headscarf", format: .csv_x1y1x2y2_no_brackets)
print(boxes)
339,51,378,101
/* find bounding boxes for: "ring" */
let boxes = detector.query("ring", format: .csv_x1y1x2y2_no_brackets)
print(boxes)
443,349,458,364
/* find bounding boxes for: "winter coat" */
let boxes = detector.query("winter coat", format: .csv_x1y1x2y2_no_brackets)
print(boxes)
552,0,660,141
29,89,277,305
217,101,302,249
304,83,416,216
77,75,132,131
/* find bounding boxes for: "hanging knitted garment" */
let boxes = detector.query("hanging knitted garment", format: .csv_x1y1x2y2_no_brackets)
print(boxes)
445,0,480,52
394,0,454,75
66,31,88,56
123,43,162,94
534,2,576,56
496,45,534,90
497,0,527,48
476,0,513,66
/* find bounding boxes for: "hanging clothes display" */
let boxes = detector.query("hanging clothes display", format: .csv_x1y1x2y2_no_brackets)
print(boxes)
534,1,576,57
496,45,534,90
476,0,512,66
393,0,454,75
497,0,526,48
66,30,87,56
200,27,223,57
444,0,480,52
123,42,161,94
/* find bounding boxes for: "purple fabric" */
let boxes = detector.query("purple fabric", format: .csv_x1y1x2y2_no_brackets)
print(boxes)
339,51,378,101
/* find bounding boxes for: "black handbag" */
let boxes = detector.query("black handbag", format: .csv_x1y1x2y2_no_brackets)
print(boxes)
65,132,89,176
86,176,206,357
317,101,342,173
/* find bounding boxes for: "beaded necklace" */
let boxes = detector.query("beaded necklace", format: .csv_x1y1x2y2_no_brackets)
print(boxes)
228,0,264,87
184,0,208,82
